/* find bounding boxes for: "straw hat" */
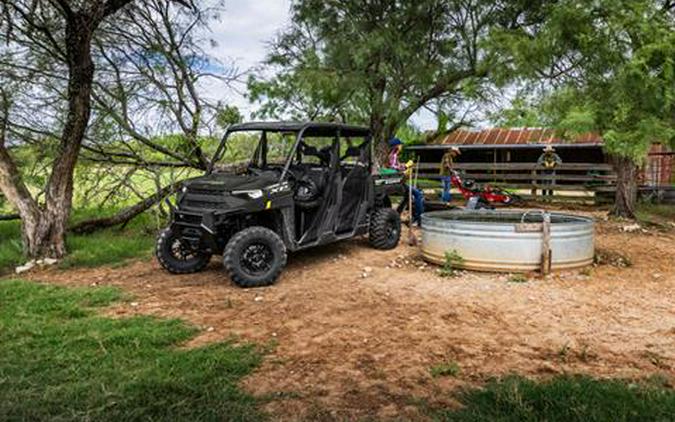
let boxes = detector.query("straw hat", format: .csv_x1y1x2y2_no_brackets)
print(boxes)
450,146,461,154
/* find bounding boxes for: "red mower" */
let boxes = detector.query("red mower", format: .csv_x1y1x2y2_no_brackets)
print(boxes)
450,169,521,207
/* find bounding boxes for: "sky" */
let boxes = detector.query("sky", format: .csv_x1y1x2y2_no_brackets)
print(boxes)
200,0,438,130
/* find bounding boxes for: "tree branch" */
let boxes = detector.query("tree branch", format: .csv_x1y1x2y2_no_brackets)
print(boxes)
69,180,182,233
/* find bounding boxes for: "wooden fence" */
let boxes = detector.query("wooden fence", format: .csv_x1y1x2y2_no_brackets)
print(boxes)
415,162,617,203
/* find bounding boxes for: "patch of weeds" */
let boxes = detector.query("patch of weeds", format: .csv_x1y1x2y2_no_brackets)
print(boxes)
508,273,528,283
646,373,673,389
430,360,461,378
558,342,571,363
0,279,262,421
439,250,464,277
577,343,595,363
432,375,675,421
642,351,670,370
594,248,632,267
636,203,675,229
580,266,593,276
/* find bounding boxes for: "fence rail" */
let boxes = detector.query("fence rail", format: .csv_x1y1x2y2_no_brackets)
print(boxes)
416,161,618,202
418,162,615,171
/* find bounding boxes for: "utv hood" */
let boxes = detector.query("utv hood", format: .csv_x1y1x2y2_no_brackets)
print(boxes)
183,172,279,192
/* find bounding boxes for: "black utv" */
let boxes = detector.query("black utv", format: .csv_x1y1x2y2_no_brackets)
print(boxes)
156,122,404,287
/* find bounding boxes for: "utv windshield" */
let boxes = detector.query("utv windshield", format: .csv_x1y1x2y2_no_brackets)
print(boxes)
211,130,296,173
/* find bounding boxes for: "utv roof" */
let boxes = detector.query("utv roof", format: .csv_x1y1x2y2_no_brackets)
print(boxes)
228,121,371,137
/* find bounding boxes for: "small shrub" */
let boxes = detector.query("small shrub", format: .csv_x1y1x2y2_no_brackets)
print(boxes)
430,360,461,378
508,273,528,283
439,250,464,277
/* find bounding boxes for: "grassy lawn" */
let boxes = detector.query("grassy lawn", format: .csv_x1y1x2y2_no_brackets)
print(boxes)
0,279,262,421
0,209,160,273
433,375,675,421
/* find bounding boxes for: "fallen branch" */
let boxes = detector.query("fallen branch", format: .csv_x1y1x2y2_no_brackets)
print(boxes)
69,181,182,234
0,213,20,221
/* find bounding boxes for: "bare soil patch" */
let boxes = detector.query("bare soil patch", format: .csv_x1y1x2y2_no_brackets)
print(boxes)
25,211,675,420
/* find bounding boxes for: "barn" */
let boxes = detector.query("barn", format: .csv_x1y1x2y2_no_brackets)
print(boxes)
406,128,674,203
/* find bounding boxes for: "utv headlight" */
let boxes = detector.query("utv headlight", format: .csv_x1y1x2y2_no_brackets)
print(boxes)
231,189,263,199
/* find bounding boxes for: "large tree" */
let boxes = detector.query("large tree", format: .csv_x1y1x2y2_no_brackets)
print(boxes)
495,0,675,217
249,0,547,162
0,0,191,259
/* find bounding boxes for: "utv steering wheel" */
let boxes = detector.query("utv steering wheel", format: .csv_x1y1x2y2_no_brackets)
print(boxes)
294,177,321,208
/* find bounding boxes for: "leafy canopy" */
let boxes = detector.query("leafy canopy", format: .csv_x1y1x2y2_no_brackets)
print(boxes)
495,0,675,163
249,0,549,150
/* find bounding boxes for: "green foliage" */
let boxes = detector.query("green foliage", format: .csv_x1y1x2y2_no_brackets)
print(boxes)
0,280,262,421
432,375,675,421
489,95,546,128
440,250,464,277
216,104,243,128
0,220,24,271
496,0,675,163
430,361,461,378
249,1,548,149
508,274,528,283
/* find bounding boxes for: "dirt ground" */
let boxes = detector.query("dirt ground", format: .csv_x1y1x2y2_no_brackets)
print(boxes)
25,210,675,420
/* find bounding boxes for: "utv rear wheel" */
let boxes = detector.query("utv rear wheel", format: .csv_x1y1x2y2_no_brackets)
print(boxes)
223,226,287,288
369,208,401,250
156,227,211,274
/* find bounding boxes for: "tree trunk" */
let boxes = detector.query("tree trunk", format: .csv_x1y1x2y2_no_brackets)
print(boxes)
0,13,97,259
610,155,638,218
35,14,96,257
21,209,71,258
371,115,396,166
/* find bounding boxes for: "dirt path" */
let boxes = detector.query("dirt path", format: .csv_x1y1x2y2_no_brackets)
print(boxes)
25,214,675,420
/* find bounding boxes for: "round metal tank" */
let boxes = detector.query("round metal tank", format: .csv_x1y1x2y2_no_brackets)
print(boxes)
421,210,594,272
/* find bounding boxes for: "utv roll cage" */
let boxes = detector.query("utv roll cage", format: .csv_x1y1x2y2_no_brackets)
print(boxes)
209,121,373,178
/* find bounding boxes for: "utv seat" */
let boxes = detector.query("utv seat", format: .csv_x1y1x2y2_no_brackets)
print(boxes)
292,164,328,208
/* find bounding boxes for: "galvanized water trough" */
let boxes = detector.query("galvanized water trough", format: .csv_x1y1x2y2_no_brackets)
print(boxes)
421,210,594,272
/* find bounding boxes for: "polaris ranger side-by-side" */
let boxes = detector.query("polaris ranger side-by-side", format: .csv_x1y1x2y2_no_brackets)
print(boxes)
156,122,404,287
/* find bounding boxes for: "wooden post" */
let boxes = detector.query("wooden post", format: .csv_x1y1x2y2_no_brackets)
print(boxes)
531,168,537,197
541,212,552,275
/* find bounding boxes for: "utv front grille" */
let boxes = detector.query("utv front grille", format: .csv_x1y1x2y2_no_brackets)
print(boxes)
184,200,224,209
186,187,228,196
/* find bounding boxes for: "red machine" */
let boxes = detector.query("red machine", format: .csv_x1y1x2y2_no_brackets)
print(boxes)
450,170,521,205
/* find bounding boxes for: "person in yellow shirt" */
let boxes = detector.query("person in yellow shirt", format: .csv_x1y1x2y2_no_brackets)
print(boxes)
439,146,461,202
537,145,562,196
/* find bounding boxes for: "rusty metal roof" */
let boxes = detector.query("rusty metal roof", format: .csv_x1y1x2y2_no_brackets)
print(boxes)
431,128,603,146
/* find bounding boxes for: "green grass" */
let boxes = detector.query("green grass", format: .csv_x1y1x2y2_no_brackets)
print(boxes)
636,203,675,227
0,221,24,271
0,279,262,421
432,375,675,421
0,208,162,272
430,361,461,378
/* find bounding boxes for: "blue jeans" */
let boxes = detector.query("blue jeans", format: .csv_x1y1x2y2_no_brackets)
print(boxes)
396,185,425,223
410,186,424,223
440,176,452,202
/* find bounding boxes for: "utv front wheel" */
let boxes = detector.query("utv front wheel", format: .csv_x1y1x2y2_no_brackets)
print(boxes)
156,228,211,274
369,208,401,250
223,227,287,288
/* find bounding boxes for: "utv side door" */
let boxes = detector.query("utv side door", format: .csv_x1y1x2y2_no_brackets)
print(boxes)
295,135,341,246
335,138,372,234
